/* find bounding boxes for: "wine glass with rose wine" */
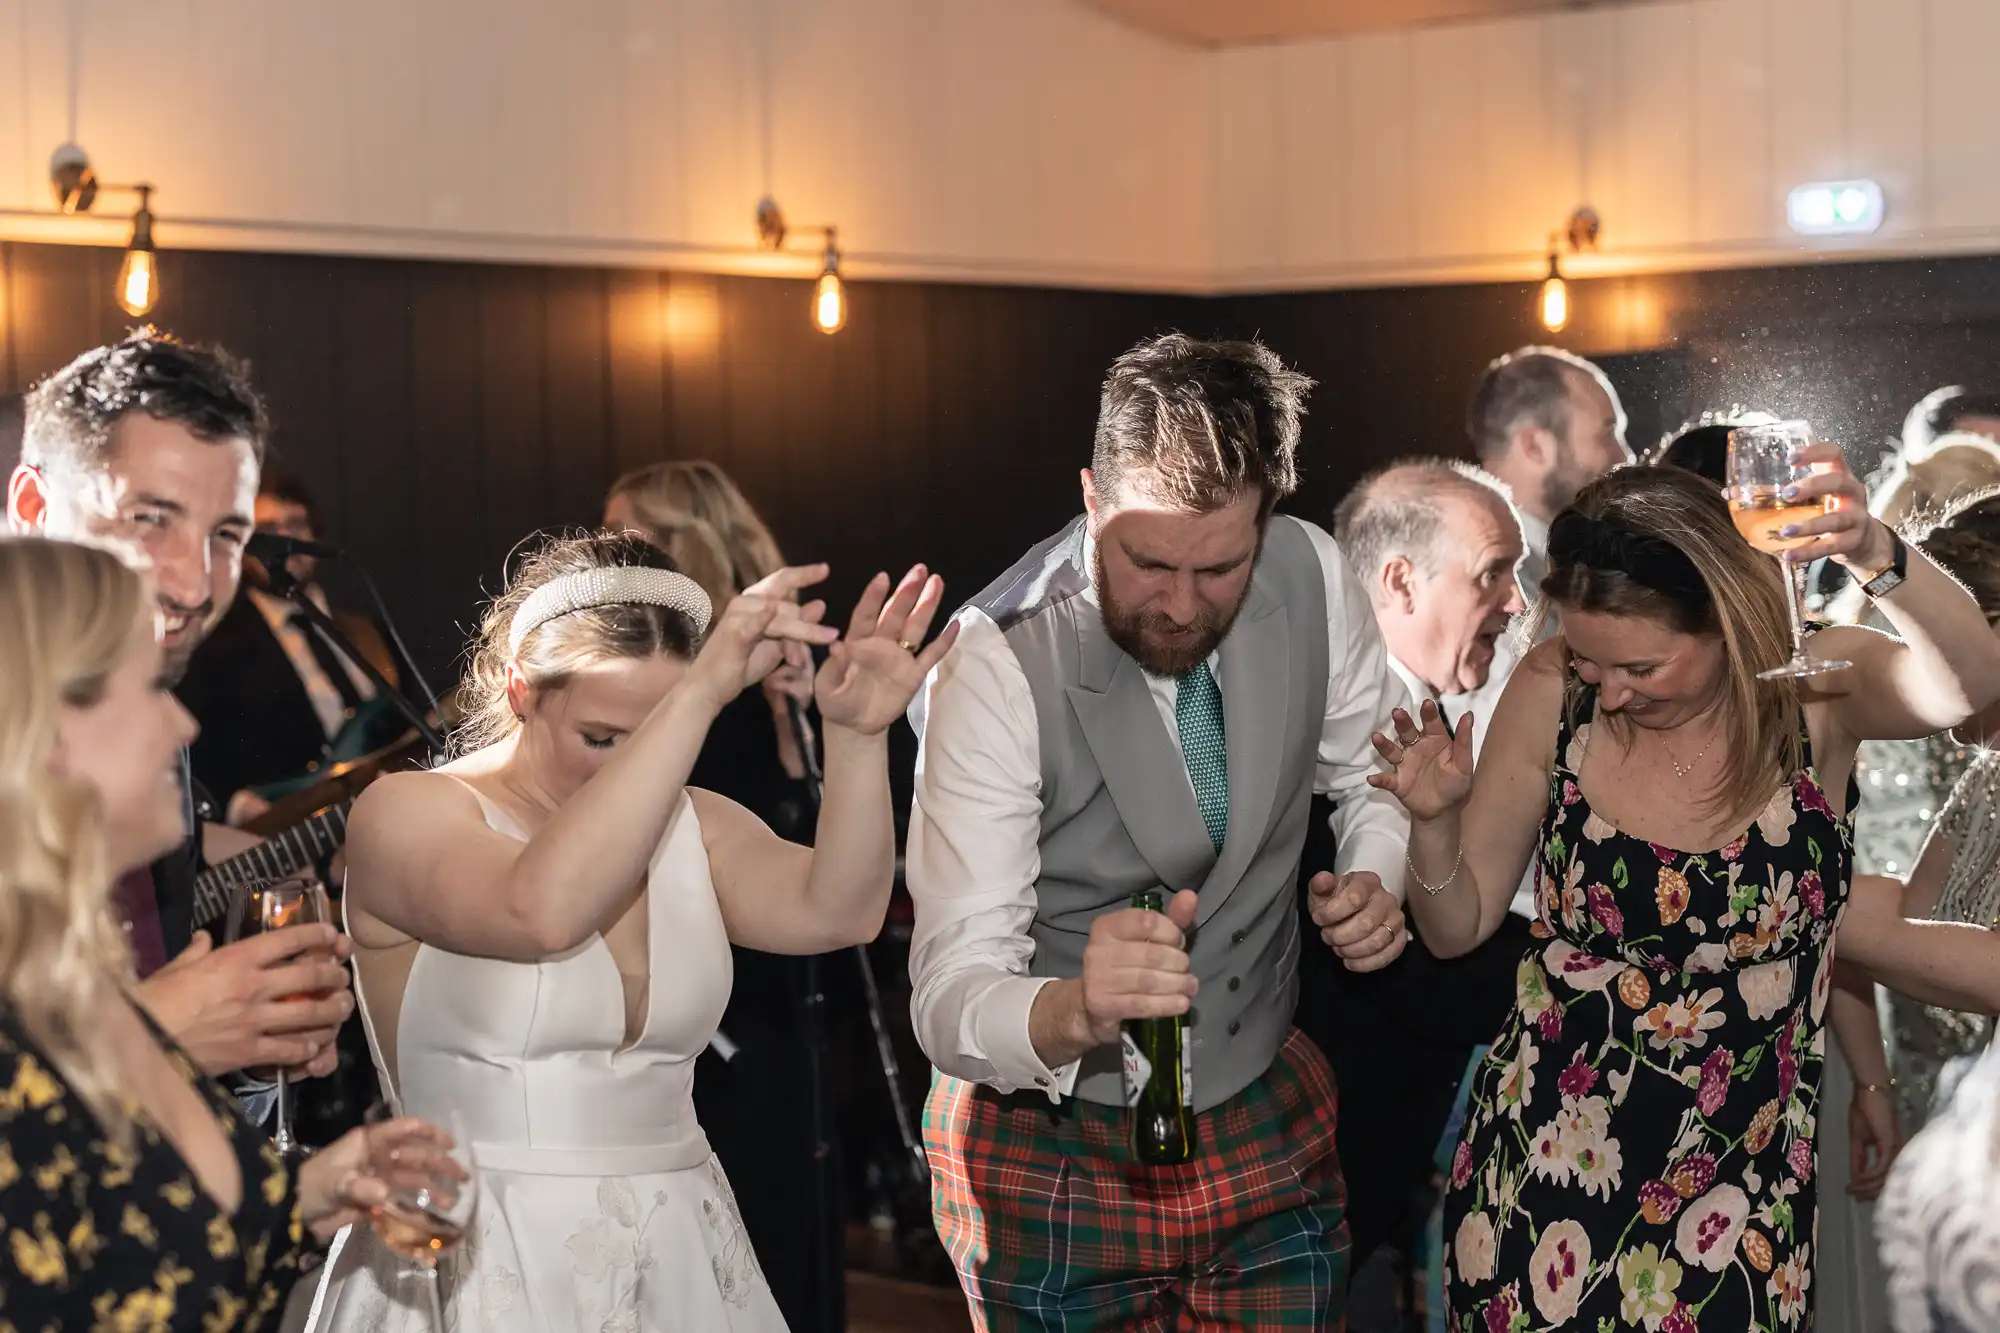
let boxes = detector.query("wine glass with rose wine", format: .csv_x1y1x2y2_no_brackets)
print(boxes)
368,1104,477,1331
223,875,335,1161
1725,419,1853,680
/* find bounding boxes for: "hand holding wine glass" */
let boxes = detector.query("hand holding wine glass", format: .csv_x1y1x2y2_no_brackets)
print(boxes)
367,1106,478,1331
1726,421,1872,679
224,875,340,1161
295,1115,461,1244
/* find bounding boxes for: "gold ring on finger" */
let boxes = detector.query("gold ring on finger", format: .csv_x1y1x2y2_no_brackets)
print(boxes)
897,639,918,653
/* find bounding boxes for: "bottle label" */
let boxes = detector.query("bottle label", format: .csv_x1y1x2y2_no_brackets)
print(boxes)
1121,1032,1151,1109
1181,1027,1193,1108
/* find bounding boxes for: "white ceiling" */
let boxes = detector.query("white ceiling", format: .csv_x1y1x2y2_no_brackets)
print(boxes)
1079,0,1627,46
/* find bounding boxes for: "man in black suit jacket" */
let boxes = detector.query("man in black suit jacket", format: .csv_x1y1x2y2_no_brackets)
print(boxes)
178,469,406,824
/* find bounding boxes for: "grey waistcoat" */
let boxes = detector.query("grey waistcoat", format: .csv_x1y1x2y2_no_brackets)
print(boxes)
967,514,1329,1111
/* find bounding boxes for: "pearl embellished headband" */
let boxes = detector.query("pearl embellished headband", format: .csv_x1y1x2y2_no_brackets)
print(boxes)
507,567,714,657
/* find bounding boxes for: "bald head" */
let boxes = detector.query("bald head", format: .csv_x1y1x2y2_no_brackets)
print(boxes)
1337,461,1515,584
1335,459,1525,695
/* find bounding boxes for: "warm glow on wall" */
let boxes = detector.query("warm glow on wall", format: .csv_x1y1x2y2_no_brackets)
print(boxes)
664,275,721,355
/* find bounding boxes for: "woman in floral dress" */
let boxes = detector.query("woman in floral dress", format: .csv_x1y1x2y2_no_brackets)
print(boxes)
1369,461,2000,1332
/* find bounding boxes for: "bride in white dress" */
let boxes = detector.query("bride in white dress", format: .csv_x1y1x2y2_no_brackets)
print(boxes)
306,531,955,1332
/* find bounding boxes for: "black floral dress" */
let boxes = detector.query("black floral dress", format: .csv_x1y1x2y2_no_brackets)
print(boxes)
1442,690,1850,1333
0,1005,307,1330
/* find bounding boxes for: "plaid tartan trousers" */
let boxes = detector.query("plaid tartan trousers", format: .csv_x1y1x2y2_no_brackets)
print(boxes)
925,1027,1350,1331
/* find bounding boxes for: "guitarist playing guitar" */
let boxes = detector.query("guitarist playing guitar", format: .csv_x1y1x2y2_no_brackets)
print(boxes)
179,469,416,831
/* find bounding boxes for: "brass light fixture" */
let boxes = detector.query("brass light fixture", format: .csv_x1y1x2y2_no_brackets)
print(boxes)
50,143,161,317
1540,207,1600,334
756,196,847,335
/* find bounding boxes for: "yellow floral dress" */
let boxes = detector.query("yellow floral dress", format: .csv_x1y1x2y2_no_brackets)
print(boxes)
0,1007,306,1330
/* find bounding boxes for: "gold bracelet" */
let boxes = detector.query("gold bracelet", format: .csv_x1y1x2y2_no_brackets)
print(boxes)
1854,1077,1898,1095
1405,845,1464,897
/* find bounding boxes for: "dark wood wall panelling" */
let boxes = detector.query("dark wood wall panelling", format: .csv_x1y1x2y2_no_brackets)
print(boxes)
7,240,2000,690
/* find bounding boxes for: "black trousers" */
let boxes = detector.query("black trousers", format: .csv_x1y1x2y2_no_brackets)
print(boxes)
1296,914,1535,1263
1291,796,1536,1266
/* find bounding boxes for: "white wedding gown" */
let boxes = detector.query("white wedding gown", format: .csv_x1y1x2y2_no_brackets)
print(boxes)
305,782,788,1332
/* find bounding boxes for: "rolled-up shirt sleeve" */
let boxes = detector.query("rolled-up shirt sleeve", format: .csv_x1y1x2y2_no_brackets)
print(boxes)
1303,521,1414,897
905,610,1078,1099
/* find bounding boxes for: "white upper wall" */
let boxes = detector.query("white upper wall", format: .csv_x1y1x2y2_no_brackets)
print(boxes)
0,0,1993,294
1216,0,2000,290
0,0,1215,290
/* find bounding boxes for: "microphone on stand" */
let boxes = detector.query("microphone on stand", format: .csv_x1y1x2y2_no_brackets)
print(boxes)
243,530,447,753
241,528,446,740
246,530,344,564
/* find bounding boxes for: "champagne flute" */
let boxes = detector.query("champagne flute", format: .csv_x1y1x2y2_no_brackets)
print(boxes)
224,875,335,1162
1726,420,1853,680
369,1106,477,1331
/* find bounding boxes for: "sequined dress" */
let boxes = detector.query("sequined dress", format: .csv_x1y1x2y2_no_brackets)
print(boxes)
1885,748,2000,1128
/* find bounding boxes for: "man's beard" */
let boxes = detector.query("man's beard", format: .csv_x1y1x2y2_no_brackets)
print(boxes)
1541,439,1593,516
1094,547,1245,678
157,598,216,686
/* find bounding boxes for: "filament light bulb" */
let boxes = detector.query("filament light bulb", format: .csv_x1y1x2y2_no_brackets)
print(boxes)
813,236,847,335
117,192,159,317
1539,254,1568,333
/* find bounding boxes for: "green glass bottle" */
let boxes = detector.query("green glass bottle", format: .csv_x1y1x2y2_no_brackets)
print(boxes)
1122,889,1196,1165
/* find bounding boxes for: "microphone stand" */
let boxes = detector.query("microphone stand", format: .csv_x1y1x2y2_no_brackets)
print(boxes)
787,698,929,1183
261,562,445,756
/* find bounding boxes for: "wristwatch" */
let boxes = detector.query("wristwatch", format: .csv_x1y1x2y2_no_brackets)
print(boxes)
1855,529,1908,599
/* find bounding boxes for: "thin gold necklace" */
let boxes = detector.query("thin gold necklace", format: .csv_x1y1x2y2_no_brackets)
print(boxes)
1666,736,1710,782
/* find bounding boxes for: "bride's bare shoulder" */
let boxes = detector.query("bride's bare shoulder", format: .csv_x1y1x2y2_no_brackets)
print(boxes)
349,767,489,838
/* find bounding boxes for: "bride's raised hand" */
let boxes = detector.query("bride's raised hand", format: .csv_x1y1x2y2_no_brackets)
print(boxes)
685,563,841,711
815,565,960,735
1366,699,1475,822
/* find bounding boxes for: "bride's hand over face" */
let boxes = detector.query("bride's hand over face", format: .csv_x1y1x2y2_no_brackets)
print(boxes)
1366,699,1475,822
814,565,960,736
684,564,841,712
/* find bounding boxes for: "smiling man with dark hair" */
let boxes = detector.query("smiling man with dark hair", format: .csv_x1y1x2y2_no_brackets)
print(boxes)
7,329,352,1089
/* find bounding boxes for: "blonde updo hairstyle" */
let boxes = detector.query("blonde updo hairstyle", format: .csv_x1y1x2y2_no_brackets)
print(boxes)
1531,466,1803,821
453,531,705,756
604,460,785,607
0,538,151,1146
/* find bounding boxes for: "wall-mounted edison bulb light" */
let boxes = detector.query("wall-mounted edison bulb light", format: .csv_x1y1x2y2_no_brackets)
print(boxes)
117,186,159,317
1539,252,1568,333
813,234,847,335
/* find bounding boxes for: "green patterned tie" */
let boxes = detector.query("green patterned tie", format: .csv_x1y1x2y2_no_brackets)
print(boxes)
1176,662,1228,853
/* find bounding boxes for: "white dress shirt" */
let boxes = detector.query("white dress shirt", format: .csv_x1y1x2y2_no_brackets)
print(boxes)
906,520,1411,1099
1515,511,1550,604
249,587,377,740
